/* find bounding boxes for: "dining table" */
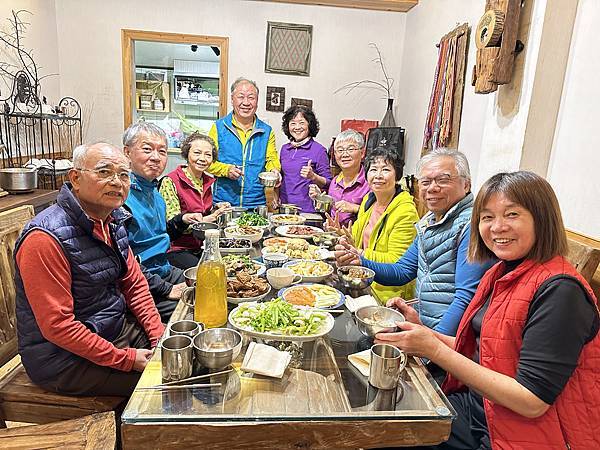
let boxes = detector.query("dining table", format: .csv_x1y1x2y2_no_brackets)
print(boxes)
121,224,455,449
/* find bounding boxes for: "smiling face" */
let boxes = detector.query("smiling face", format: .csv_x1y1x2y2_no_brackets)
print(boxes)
187,139,214,177
418,156,470,220
70,143,130,220
288,112,310,142
334,139,364,173
478,193,536,261
124,131,168,181
366,157,397,197
231,81,258,123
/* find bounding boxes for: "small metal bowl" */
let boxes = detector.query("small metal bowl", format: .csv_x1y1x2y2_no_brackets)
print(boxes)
193,328,243,369
231,207,247,219
183,267,197,287
258,171,279,187
279,203,300,215
338,266,375,290
313,194,334,213
311,232,340,249
355,306,405,338
190,222,219,241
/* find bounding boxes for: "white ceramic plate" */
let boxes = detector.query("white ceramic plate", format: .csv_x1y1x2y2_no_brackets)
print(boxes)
228,301,334,342
226,261,266,279
275,225,323,239
270,214,307,226
224,226,264,244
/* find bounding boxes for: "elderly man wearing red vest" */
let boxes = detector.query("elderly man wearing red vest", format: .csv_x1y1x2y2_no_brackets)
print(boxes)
379,171,600,449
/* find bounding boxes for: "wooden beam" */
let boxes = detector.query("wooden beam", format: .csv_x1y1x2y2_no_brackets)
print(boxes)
256,0,418,12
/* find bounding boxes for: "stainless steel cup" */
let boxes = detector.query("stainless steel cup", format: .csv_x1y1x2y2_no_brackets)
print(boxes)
161,335,193,383
168,320,203,337
257,205,269,219
368,344,407,390
218,209,233,228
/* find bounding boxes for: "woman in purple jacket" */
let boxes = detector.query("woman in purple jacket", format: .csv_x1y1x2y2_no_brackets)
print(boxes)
278,105,332,213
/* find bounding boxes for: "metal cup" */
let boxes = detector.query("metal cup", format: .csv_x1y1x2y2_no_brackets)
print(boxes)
368,344,407,390
257,205,269,219
168,320,203,337
218,209,233,228
161,335,193,383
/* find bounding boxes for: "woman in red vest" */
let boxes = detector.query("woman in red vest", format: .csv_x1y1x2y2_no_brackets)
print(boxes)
160,132,230,269
378,171,600,449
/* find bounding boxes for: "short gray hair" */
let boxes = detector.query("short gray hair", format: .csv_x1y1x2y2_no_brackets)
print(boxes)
335,129,365,149
122,121,167,147
416,148,471,181
230,77,259,95
72,142,121,168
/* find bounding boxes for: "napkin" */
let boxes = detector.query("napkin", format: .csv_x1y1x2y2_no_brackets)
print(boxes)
348,349,371,377
241,342,292,378
345,294,378,313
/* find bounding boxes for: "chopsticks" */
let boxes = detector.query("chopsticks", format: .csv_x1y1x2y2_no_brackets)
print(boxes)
159,369,234,386
316,309,345,314
138,383,221,391
403,298,419,306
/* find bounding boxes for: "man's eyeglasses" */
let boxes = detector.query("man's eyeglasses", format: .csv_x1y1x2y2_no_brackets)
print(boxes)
418,174,461,188
76,167,131,183
334,146,361,155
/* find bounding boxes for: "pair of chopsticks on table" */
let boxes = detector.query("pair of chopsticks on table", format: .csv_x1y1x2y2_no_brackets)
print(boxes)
138,368,233,391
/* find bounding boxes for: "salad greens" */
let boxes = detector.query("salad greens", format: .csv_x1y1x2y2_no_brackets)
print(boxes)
237,212,269,227
231,298,327,336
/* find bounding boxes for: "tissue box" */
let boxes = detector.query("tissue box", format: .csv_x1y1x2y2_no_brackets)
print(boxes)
241,342,291,378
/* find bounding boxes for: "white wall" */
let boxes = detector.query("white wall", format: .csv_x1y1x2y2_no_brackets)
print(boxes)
548,0,600,239
396,0,489,183
54,0,406,147
0,0,60,104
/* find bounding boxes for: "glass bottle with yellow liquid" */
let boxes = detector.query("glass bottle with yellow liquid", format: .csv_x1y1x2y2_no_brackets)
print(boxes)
194,229,228,328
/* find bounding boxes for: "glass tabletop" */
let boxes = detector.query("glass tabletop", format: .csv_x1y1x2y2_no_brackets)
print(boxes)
122,277,455,424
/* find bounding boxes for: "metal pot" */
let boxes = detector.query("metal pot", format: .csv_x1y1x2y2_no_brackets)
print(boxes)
313,194,334,213
279,203,300,215
0,167,38,193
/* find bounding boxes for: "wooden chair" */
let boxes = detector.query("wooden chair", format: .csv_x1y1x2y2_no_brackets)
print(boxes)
0,207,125,427
567,237,600,284
0,411,116,449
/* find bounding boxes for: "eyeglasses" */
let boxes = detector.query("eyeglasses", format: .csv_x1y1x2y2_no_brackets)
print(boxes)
76,167,131,183
418,174,461,188
334,146,361,155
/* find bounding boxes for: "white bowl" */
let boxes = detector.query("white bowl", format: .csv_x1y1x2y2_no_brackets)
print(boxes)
283,260,334,283
224,226,264,244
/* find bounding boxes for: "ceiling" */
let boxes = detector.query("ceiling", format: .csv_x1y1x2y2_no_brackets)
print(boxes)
257,0,418,12
134,41,220,68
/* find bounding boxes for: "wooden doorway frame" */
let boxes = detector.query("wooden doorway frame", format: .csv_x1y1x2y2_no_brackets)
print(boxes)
121,29,229,130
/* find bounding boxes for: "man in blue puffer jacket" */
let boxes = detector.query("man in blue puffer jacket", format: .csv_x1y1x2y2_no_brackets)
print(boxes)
337,149,493,336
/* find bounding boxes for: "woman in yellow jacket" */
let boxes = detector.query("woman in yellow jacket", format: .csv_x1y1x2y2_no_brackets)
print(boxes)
338,147,419,302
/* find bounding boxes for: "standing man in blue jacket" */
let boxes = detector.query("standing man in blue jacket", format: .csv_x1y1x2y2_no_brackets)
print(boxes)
208,77,281,207
336,149,493,336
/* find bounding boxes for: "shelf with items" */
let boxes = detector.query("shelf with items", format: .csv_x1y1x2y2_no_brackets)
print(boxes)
135,80,170,113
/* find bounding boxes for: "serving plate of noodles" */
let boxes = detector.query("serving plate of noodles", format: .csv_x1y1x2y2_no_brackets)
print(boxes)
282,260,333,282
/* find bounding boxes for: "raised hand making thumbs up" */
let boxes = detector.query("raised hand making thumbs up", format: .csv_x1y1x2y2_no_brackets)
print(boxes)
300,159,315,180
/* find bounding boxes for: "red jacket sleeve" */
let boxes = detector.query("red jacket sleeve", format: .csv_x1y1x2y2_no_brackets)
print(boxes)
16,231,137,371
118,249,165,346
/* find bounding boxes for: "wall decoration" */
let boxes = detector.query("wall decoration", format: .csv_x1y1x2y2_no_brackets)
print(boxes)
291,97,313,109
266,86,285,112
422,23,470,152
265,22,313,76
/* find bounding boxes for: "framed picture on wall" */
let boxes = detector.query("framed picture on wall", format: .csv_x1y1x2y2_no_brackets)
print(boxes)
265,22,313,76
291,97,313,109
266,86,286,112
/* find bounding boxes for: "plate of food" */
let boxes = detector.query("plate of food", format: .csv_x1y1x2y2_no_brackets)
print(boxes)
228,298,334,342
224,225,264,244
262,237,326,260
275,225,323,239
226,272,271,304
270,214,306,226
278,283,345,309
283,260,334,283
231,212,270,230
219,238,252,254
222,254,266,278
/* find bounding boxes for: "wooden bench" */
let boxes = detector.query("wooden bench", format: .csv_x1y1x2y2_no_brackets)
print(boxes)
0,411,116,449
0,206,125,427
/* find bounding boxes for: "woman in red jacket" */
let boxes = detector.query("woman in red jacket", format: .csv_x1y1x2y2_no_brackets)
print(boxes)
380,171,600,449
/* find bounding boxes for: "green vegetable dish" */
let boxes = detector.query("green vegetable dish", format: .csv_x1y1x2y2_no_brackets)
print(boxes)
231,298,327,336
237,212,269,227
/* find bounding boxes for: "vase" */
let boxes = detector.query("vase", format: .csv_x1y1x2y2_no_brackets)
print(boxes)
380,98,397,127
